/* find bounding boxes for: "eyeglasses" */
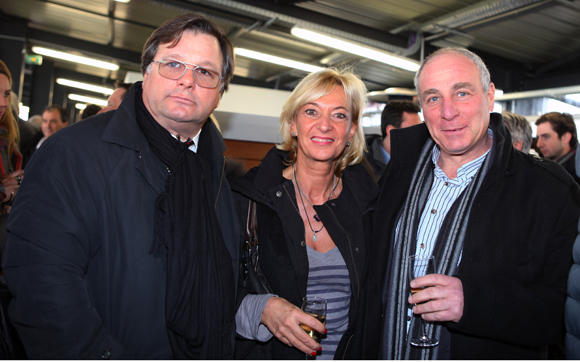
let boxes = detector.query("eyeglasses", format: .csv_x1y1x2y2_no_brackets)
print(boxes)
152,59,223,89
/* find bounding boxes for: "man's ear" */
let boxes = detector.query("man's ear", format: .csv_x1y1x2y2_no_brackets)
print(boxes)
385,125,395,138
562,131,572,145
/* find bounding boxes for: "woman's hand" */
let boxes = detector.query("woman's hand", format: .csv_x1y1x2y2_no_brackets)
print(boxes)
2,169,24,203
261,297,325,355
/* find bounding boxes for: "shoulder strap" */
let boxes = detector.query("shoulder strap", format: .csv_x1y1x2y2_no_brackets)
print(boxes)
245,199,258,249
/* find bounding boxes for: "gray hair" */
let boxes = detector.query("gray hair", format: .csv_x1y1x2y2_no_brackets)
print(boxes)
414,47,491,104
502,111,532,153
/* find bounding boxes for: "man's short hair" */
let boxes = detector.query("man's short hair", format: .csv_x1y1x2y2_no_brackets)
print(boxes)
43,105,69,124
141,13,234,93
381,100,421,138
414,47,491,104
502,111,532,153
535,112,579,149
114,80,133,99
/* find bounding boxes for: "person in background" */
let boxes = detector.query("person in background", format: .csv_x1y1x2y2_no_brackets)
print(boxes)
357,47,580,359
80,104,102,120
232,67,378,359
10,92,42,168
365,100,422,180
2,13,239,359
565,145,580,359
0,61,23,269
502,111,532,153
36,104,68,149
98,81,133,114
27,115,42,130
535,112,580,183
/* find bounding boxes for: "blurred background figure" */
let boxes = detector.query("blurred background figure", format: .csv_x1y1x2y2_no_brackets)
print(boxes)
535,112,580,183
10,92,41,168
97,81,133,114
502,111,533,154
27,115,42,130
0,60,24,266
80,104,102,120
37,104,68,150
365,100,422,181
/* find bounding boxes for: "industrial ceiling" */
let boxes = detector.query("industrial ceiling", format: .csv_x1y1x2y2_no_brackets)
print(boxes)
2,0,580,100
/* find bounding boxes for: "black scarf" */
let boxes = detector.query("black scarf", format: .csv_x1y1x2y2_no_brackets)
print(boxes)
382,137,492,360
135,85,235,359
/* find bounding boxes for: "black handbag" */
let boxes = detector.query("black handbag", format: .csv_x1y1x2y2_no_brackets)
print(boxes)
241,200,273,294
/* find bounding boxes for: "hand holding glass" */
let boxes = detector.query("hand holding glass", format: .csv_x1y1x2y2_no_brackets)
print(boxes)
407,254,439,347
300,297,327,343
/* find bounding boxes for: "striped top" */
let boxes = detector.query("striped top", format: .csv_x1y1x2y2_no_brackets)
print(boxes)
414,128,493,258
306,245,351,360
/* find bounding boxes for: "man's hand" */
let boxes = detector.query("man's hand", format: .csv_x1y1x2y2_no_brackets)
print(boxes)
260,297,324,355
408,274,464,323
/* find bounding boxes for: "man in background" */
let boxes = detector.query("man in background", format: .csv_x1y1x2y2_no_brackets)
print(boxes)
536,111,580,183
502,111,532,153
98,81,133,114
37,104,68,149
365,100,422,180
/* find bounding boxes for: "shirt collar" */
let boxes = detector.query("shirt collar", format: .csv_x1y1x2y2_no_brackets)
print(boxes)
431,128,493,183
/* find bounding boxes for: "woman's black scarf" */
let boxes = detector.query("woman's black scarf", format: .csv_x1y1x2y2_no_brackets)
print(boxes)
135,85,235,359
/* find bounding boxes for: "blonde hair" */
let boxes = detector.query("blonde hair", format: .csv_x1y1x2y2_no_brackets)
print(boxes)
0,60,18,162
277,67,367,176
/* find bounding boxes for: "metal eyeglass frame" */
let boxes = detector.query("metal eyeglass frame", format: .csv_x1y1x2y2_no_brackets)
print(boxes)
152,59,223,89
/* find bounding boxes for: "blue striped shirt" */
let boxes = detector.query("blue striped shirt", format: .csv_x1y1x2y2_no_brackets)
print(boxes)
306,245,351,360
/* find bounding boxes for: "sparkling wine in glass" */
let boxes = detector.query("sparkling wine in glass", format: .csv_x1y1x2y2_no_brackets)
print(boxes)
407,254,438,347
300,296,327,343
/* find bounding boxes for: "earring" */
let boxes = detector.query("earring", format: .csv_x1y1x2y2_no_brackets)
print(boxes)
292,132,297,137
347,141,351,147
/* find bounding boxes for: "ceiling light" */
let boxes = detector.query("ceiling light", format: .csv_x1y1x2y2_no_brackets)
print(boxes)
32,46,120,71
68,94,108,107
57,79,114,95
235,48,323,73
291,27,420,72
115,0,130,2
75,103,87,110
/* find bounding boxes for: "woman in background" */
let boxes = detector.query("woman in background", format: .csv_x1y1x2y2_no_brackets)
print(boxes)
232,67,378,359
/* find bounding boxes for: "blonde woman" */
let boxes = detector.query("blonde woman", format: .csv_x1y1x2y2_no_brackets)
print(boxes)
232,68,378,359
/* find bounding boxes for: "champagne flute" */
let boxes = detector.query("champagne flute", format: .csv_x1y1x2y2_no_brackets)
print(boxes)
300,296,327,344
407,254,438,347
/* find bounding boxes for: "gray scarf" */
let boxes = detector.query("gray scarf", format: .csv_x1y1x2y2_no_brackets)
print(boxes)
381,137,492,360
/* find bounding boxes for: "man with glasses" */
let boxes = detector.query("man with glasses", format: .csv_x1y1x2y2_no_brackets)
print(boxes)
2,13,240,359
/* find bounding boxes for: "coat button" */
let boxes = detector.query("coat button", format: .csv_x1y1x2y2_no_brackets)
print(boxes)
276,191,282,197
301,240,305,246
354,247,359,252
101,350,111,359
331,202,336,207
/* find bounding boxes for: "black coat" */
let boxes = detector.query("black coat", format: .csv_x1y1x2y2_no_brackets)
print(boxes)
356,113,580,359
2,84,240,359
231,147,378,359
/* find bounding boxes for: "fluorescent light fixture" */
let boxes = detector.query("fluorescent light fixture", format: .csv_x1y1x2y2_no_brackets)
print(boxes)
495,89,504,98
235,48,323,73
75,103,87,110
291,27,420,72
68,94,108,107
32,46,119,71
57,79,114,95
115,0,130,2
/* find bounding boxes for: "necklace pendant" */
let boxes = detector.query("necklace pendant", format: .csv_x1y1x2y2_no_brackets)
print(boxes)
313,233,318,242
313,214,321,222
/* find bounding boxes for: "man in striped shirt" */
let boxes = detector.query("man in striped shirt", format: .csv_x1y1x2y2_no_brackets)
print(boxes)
359,47,580,360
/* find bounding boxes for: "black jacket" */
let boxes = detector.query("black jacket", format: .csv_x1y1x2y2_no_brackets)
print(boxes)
2,83,240,359
231,147,378,359
357,113,580,359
